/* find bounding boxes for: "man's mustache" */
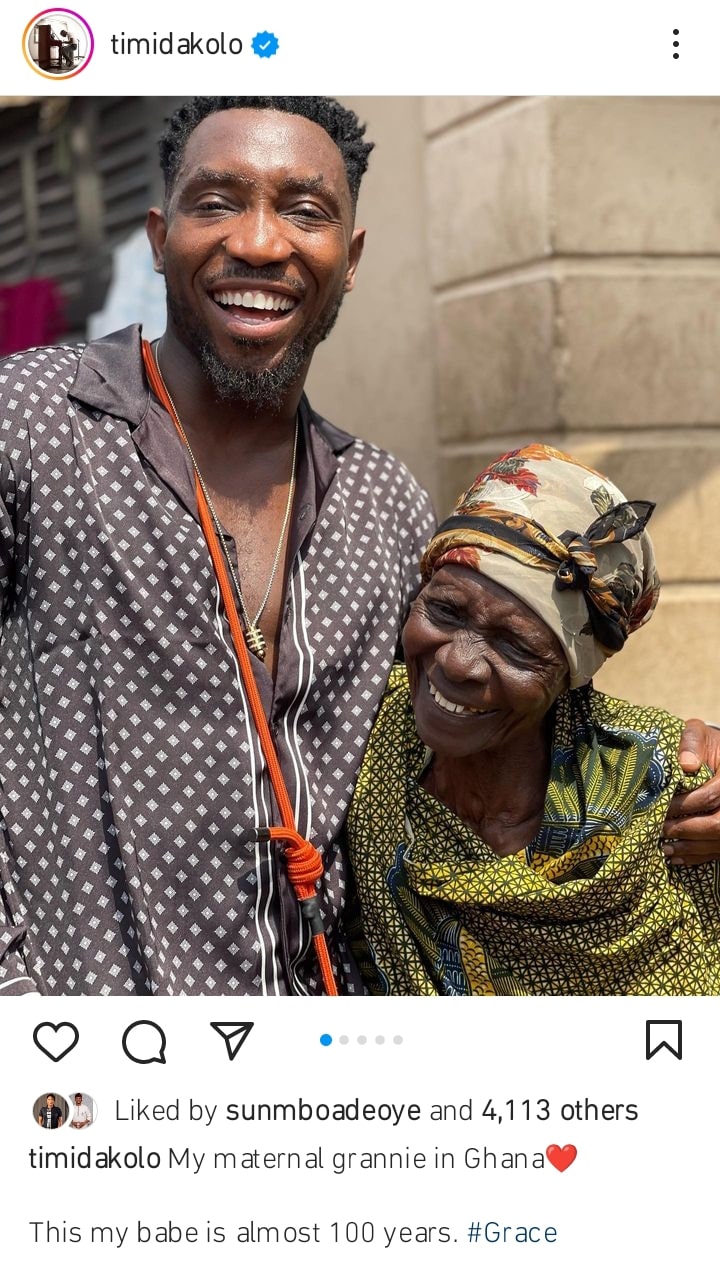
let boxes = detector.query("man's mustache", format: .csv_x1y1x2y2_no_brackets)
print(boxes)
205,264,304,297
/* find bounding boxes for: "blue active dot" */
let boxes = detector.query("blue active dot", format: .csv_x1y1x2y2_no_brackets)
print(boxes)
320,1033,332,1046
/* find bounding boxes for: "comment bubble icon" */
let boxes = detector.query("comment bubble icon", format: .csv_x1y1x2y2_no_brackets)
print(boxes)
122,1020,167,1065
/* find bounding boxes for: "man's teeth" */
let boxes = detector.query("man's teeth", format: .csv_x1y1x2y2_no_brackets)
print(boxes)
214,290,295,312
428,681,486,715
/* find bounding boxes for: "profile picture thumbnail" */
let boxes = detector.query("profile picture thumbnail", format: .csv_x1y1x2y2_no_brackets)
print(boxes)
67,1091,96,1129
23,9,94,79
34,1092,69,1129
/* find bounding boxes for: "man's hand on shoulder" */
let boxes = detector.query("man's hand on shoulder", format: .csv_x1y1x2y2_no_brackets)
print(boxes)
663,719,720,864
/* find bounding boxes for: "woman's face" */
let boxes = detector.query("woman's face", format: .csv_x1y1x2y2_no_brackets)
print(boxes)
403,564,570,758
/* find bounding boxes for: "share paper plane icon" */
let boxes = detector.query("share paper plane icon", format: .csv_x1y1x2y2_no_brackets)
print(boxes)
210,1022,254,1061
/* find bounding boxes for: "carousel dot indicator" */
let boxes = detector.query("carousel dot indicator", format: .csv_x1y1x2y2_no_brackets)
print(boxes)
393,1035,404,1044
375,1035,385,1044
339,1035,349,1045
319,1033,332,1046
357,1035,367,1044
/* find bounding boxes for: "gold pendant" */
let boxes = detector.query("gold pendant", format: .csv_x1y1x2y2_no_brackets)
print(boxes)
245,624,267,661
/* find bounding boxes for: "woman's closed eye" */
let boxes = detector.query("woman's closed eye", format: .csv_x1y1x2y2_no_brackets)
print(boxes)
496,638,539,665
427,598,463,624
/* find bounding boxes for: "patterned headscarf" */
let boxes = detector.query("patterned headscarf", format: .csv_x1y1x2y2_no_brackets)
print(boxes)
421,444,659,688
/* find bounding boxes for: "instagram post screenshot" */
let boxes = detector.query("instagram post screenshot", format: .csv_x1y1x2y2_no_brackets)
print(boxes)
2,4,720,1272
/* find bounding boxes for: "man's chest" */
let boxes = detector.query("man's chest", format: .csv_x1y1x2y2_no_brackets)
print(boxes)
206,491,296,677
21,415,408,681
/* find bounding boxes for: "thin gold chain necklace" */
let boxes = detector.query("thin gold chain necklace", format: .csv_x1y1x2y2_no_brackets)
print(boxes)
154,346,299,662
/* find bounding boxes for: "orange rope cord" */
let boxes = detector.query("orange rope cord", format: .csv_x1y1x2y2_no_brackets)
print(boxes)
142,341,338,996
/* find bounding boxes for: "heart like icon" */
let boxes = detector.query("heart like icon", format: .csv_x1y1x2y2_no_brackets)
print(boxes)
546,1144,577,1172
33,1021,80,1062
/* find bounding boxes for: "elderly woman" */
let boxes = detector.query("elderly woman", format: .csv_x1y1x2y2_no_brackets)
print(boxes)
347,444,719,995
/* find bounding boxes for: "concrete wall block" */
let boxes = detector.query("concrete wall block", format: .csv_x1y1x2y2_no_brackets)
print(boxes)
427,100,551,284
423,97,509,134
558,273,720,427
551,98,720,254
308,97,439,504
593,590,720,722
435,280,556,444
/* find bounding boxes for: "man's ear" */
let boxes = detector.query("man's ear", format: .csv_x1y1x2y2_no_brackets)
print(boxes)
146,208,167,275
344,227,365,293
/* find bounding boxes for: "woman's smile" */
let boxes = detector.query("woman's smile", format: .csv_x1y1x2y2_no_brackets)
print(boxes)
426,675,496,719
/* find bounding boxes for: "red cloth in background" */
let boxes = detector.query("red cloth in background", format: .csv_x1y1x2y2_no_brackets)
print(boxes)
0,278,65,357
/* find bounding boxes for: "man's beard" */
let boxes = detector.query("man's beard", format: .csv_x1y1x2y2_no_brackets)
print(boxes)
165,284,345,413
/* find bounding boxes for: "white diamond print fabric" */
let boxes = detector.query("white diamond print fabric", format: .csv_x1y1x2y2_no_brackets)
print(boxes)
0,328,435,996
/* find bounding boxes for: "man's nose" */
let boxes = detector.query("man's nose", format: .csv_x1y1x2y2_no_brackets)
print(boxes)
222,207,292,266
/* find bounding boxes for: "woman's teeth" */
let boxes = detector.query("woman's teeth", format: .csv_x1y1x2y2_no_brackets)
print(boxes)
428,680,486,716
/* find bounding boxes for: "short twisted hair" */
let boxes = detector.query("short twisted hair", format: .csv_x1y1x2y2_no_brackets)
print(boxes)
159,96,373,211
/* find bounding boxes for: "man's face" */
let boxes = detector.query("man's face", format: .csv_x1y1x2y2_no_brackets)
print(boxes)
74,1095,82,1106
148,108,365,409
46,1096,54,1107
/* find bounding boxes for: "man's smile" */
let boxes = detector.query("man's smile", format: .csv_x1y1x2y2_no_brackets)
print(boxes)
213,288,297,313
208,283,301,334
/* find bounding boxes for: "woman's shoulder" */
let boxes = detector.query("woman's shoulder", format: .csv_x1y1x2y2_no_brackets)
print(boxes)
587,688,684,745
355,663,416,786
585,687,692,792
385,662,410,696
586,688,712,799
349,663,415,828
368,662,413,742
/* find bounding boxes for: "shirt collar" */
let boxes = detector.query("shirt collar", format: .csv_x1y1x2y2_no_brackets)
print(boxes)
69,323,357,460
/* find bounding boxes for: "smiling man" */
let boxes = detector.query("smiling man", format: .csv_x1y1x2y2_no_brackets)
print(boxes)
0,97,718,998
0,97,435,996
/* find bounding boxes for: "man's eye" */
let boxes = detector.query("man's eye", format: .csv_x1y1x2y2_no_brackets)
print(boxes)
195,201,231,212
288,205,328,221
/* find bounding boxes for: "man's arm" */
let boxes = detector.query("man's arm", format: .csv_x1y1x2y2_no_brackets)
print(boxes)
0,909,38,995
663,721,720,864
395,468,437,627
0,378,37,992
1,821,37,994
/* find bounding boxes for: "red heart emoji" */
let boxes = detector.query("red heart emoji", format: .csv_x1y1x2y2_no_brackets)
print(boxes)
546,1144,577,1172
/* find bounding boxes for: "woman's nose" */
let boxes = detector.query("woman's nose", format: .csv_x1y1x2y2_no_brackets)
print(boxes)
435,631,491,685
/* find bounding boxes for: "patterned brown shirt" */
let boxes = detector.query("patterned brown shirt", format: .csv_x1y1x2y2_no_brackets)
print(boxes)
0,325,435,995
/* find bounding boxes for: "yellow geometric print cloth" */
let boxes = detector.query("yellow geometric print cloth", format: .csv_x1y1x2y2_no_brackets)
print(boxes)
347,666,720,995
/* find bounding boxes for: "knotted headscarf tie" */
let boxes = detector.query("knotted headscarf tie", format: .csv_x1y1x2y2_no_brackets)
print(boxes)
421,445,659,687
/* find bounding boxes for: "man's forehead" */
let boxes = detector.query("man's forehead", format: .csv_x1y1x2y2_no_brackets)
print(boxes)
178,108,349,190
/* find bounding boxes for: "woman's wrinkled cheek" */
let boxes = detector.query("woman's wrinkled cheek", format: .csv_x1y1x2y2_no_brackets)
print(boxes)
402,603,435,702
405,649,425,704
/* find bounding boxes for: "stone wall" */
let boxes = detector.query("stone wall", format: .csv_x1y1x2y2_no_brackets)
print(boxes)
309,97,720,721
306,97,438,501
424,97,720,721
